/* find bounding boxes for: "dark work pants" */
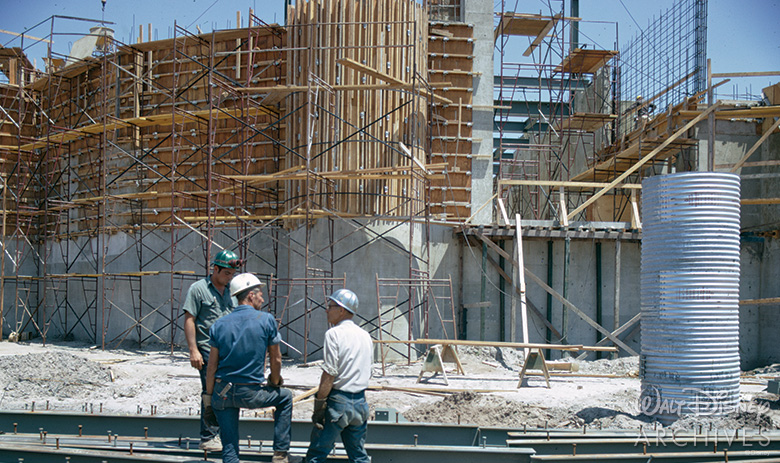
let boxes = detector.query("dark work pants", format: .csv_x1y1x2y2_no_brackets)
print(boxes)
198,348,220,442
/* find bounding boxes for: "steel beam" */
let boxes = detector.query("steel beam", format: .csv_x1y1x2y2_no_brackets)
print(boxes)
0,411,514,448
494,76,589,90
494,101,569,119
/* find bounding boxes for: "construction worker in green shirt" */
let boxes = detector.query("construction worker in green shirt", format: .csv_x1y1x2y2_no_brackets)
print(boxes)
183,249,243,451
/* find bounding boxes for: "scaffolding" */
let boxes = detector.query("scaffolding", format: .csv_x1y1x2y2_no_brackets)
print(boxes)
0,0,471,360
494,3,620,223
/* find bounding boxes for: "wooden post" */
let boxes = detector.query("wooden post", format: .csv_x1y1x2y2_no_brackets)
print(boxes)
613,239,621,360
630,189,641,230
0,176,6,340
558,187,568,226
562,236,570,350
515,214,528,351
236,11,242,79
497,198,509,225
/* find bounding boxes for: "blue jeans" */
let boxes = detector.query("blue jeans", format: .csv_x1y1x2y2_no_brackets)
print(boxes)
306,390,369,463
212,381,293,463
198,349,220,442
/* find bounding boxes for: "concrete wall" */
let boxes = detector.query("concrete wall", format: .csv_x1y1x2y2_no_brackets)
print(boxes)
460,235,642,360
697,120,780,369
13,219,646,365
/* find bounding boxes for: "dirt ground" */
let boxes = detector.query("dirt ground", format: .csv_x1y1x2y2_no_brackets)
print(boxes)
0,340,777,431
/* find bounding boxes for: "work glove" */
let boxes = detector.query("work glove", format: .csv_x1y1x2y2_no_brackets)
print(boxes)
202,393,212,411
269,376,284,387
312,398,328,429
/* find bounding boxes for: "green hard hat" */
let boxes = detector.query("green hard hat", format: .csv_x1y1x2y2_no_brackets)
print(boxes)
213,249,242,269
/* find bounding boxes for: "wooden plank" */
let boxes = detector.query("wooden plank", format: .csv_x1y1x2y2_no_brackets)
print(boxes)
494,13,577,42
337,57,407,86
553,112,617,132
555,48,618,74
499,179,641,189
568,102,721,220
764,82,780,105
374,338,617,352
523,14,560,57
740,297,780,305
742,198,780,205
516,213,528,348
712,71,780,78
0,29,52,43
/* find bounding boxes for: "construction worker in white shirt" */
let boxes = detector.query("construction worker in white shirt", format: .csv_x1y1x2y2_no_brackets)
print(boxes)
306,289,373,463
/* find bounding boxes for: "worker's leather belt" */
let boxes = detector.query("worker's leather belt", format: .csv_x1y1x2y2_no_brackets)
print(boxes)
216,378,264,386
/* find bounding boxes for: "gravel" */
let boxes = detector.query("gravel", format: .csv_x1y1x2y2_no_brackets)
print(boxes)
0,340,777,431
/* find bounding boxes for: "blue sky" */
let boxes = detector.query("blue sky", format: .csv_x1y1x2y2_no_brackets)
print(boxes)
1,0,778,98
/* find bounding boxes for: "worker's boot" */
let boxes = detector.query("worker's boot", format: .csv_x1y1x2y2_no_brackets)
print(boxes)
198,436,222,452
271,451,301,463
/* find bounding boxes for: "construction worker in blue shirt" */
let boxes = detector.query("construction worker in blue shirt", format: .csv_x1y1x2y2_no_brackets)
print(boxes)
205,273,297,463
183,249,242,452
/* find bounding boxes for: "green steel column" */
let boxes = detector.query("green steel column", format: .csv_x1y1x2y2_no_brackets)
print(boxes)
570,0,579,50
481,241,487,341
596,241,603,360
546,240,554,359
499,240,506,342
562,237,570,352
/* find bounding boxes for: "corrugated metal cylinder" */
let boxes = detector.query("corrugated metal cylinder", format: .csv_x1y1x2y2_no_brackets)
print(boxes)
640,172,741,422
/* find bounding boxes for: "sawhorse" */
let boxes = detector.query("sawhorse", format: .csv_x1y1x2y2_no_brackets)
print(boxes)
417,344,465,385
517,347,551,388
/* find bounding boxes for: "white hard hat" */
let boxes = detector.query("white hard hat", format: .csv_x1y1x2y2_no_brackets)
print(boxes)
327,289,358,314
230,273,265,297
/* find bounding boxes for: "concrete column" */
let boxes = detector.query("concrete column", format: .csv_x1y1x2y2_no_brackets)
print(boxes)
464,0,494,225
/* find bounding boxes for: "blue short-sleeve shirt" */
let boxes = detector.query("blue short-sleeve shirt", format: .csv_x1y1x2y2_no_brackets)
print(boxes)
208,305,281,384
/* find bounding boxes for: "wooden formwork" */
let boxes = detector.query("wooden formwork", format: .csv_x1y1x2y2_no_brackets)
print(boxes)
285,0,430,219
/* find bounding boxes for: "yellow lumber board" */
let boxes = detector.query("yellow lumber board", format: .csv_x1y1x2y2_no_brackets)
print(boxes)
555,48,618,74
499,180,641,189
678,105,780,119
568,102,721,219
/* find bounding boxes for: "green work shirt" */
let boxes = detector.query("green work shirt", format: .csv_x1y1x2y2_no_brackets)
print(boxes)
182,276,235,353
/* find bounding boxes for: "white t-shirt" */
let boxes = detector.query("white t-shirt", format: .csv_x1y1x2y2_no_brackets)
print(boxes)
321,319,373,393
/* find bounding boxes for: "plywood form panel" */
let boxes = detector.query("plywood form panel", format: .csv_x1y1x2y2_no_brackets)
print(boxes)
428,22,473,220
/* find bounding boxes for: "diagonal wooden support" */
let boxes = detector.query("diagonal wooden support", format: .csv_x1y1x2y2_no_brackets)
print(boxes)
567,102,722,220
336,58,452,104
475,231,638,356
575,313,640,360
729,116,780,172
